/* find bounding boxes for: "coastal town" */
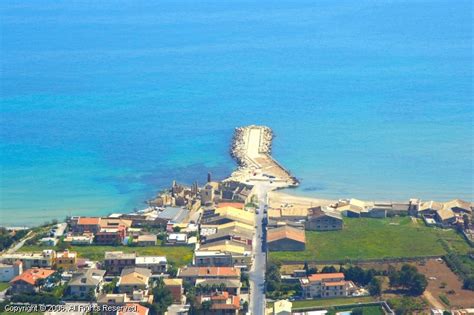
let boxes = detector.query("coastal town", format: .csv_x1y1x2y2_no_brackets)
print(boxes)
1,125,473,315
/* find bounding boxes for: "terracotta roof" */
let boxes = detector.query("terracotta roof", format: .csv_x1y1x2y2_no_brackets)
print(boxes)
267,226,305,244
178,267,240,278
308,273,344,282
211,291,229,300
218,202,245,209
10,268,55,285
118,303,149,315
77,217,101,225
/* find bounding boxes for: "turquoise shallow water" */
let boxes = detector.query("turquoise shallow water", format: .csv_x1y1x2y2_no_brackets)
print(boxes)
1,1,472,226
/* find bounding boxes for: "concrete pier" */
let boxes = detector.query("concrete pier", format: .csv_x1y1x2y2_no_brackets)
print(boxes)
228,125,299,188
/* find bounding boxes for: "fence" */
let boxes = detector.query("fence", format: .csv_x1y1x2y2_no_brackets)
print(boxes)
292,300,394,315
278,255,443,265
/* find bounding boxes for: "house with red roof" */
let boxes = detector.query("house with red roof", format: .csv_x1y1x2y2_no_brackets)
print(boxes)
299,273,356,299
196,291,240,315
9,268,56,294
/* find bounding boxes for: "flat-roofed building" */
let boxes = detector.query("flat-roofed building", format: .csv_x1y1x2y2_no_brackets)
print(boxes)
104,252,136,275
136,234,157,246
0,261,22,282
195,278,241,295
135,256,167,274
203,225,253,246
1,250,56,269
55,250,77,271
177,266,240,284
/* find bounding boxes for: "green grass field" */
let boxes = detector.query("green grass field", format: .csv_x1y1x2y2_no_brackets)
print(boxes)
270,217,471,262
18,244,193,266
291,296,376,309
0,282,10,291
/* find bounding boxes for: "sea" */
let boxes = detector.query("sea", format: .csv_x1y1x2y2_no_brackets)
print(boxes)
0,0,472,226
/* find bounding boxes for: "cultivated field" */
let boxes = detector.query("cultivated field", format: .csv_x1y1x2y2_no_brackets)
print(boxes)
18,244,193,266
270,217,470,262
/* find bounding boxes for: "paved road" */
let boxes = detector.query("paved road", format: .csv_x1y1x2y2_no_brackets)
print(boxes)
5,230,34,254
249,182,268,315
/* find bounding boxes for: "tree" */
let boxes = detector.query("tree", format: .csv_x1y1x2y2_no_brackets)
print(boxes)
321,266,337,273
103,277,118,293
410,273,428,295
201,300,212,315
463,275,474,290
152,278,173,314
368,277,382,296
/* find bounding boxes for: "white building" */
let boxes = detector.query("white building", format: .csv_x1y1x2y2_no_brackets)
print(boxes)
0,261,22,282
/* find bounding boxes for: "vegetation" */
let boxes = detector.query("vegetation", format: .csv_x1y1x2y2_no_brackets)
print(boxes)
290,296,376,308
149,278,173,315
19,244,193,266
440,238,474,291
438,294,450,307
270,217,470,262
0,228,29,251
388,264,427,295
387,296,427,315
0,283,10,292
266,260,301,299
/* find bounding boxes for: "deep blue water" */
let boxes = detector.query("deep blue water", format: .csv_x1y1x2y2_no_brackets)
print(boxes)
1,0,472,226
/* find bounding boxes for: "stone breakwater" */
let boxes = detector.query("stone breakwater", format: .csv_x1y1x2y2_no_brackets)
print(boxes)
229,125,299,187
230,125,273,167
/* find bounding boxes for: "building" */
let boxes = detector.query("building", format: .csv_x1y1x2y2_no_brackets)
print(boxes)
203,225,253,246
201,182,221,205
55,250,77,271
135,256,167,274
444,199,471,214
177,266,240,284
435,207,457,227
63,234,94,245
195,244,251,268
193,251,233,267
196,291,240,315
273,299,292,315
136,234,157,246
202,206,255,226
195,279,241,295
104,252,136,275
155,207,189,226
9,268,55,294
305,206,343,231
163,278,184,304
167,233,188,245
0,261,22,282
95,226,127,245
39,237,58,246
300,273,355,298
73,217,102,234
1,250,56,269
117,267,151,295
117,303,150,315
267,226,305,251
336,199,373,217
418,201,444,217
67,269,106,300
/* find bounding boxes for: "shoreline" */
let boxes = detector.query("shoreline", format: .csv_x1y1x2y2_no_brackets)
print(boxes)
1,125,472,228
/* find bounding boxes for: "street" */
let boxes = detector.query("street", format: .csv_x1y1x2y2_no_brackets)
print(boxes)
248,182,269,315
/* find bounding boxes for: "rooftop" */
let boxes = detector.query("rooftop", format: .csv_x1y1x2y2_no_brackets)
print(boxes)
267,225,305,244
